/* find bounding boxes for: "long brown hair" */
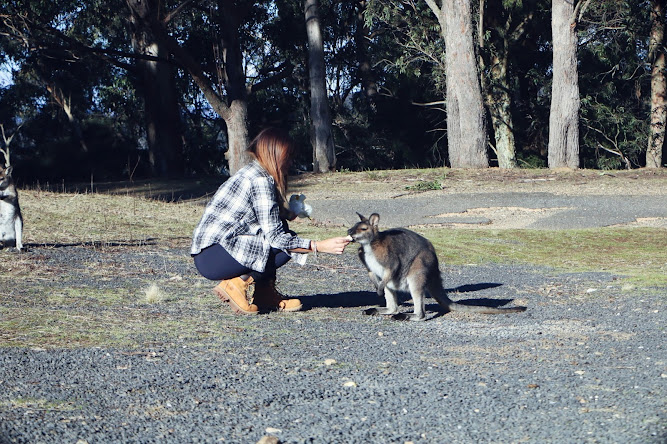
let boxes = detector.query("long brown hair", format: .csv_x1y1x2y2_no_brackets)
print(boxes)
247,127,294,196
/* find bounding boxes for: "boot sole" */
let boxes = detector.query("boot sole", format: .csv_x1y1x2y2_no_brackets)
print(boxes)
213,287,258,315
278,303,303,312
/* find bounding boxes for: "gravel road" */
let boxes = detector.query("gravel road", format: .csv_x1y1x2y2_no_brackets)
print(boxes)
1,241,665,443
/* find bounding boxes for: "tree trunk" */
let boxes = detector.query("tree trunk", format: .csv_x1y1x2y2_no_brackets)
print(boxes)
128,2,184,178
648,0,666,168
218,2,251,174
439,0,488,168
485,53,518,168
139,52,184,177
548,0,580,169
478,0,519,169
226,100,250,174
305,0,336,173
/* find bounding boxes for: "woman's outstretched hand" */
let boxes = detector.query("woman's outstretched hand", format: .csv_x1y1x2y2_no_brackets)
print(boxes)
314,236,351,255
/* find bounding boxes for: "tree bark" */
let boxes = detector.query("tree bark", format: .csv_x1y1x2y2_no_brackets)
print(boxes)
427,0,489,168
127,0,184,178
218,1,251,174
305,0,336,173
548,0,580,169
648,0,666,168
478,0,521,168
484,53,517,168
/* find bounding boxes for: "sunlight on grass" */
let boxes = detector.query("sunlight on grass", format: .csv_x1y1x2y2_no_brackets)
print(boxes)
2,184,664,350
423,227,667,286
292,222,666,285
19,190,200,247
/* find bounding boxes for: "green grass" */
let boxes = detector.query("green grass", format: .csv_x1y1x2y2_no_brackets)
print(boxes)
295,224,666,286
404,179,443,191
424,227,667,286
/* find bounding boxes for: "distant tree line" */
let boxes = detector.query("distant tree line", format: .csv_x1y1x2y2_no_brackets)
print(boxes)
0,0,664,182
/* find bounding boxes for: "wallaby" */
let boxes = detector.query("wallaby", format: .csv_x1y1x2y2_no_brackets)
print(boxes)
0,165,23,250
348,213,526,321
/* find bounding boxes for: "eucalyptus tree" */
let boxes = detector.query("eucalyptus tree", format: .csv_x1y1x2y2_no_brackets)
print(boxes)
425,0,488,168
548,0,587,169
125,0,289,174
305,0,336,172
478,0,538,168
648,0,666,168
366,0,488,168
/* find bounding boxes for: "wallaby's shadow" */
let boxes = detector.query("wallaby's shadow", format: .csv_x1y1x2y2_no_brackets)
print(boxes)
429,282,518,318
303,282,518,317
445,283,503,294
301,290,380,311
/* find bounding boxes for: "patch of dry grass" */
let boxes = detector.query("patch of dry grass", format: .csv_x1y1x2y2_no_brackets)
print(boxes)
19,190,200,247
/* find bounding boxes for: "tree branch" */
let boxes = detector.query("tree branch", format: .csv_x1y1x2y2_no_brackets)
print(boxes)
162,0,193,25
247,62,294,94
145,16,231,120
573,0,592,25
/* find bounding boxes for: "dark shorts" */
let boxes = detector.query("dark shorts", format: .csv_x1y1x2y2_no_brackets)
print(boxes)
193,243,291,282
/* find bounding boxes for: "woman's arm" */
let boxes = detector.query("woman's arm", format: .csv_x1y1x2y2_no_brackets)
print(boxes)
290,237,350,255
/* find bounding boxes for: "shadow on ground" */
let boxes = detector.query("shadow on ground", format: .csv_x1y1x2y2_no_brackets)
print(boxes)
301,282,520,318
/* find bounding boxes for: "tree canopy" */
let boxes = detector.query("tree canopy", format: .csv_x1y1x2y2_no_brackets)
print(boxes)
0,0,663,182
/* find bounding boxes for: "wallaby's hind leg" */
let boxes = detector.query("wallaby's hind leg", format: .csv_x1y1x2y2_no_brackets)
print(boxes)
392,273,427,321
364,287,399,316
14,217,22,251
394,253,433,321
381,287,399,314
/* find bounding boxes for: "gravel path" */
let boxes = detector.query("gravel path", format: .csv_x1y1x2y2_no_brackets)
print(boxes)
1,243,665,443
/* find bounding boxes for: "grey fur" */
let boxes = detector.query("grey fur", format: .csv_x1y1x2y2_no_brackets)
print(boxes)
348,212,526,321
0,166,23,250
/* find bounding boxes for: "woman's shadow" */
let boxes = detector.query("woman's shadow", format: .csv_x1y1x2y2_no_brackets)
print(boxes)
302,282,518,319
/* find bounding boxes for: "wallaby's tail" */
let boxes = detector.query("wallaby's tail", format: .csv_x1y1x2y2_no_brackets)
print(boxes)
434,293,527,314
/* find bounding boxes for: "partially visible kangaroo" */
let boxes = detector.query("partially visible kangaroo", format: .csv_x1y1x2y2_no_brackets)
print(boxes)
0,165,23,250
348,213,526,321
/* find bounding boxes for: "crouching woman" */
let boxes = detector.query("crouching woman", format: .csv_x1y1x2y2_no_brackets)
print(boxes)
191,128,350,314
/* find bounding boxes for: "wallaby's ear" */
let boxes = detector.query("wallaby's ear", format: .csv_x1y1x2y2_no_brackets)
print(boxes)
369,213,380,227
356,212,366,221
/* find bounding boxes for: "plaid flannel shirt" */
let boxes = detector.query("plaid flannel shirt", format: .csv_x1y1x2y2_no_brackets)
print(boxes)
190,160,311,272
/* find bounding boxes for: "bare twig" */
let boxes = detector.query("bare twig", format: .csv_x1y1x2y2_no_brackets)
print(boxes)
1,123,23,168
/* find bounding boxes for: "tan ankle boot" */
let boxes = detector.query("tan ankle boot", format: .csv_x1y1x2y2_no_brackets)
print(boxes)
213,277,259,315
254,280,302,312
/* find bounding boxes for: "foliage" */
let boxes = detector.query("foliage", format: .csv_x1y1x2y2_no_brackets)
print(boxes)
0,0,663,181
577,0,651,169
